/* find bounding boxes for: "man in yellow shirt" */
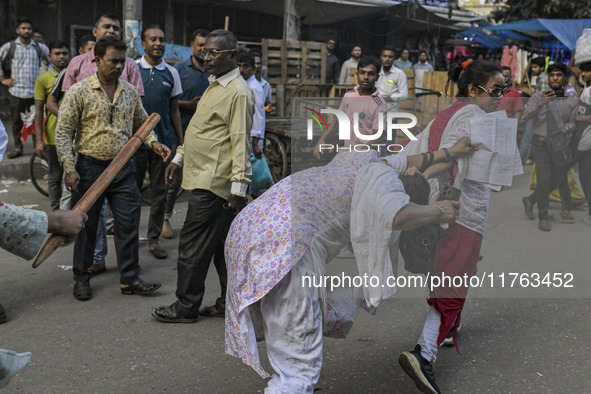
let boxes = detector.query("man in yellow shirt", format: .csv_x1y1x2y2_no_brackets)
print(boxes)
153,29,253,323
33,41,70,211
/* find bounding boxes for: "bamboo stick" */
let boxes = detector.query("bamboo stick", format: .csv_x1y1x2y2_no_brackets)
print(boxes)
32,113,161,268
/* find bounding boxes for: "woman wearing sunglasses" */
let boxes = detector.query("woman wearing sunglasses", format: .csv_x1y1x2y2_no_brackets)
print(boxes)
399,60,505,394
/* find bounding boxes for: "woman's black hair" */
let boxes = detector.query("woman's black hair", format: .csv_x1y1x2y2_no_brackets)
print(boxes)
447,59,503,98
400,173,430,205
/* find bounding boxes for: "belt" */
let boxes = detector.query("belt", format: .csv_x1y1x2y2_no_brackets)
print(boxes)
78,154,113,167
532,135,547,142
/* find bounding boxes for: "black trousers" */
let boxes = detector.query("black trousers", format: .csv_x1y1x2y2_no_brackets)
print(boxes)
71,157,141,284
175,189,234,314
8,94,34,152
134,149,168,243
573,149,591,216
527,135,572,219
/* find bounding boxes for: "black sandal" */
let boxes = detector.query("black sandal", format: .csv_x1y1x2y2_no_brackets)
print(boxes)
151,305,199,323
120,279,161,295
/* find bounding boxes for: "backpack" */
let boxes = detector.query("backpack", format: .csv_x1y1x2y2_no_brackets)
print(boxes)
2,41,49,78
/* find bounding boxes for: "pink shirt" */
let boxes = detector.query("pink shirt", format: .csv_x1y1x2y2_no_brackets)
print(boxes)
339,86,387,148
61,47,144,95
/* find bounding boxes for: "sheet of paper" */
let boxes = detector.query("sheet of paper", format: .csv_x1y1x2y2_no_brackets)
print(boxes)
465,113,520,188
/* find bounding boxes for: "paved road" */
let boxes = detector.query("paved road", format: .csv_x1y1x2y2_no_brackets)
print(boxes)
0,166,590,393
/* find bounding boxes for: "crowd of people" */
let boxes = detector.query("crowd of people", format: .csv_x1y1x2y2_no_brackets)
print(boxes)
1,13,591,394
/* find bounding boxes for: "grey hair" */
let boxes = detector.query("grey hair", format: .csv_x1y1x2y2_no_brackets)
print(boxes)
207,29,238,50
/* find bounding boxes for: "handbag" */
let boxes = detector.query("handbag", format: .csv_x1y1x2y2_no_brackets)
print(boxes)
249,154,275,196
545,111,572,167
398,173,437,276
400,224,438,275
546,128,572,167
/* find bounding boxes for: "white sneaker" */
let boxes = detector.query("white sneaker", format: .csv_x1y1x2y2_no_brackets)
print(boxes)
442,322,462,347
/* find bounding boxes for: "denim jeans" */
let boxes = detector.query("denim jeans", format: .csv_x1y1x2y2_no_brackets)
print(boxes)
519,120,533,161
70,156,141,284
93,204,108,265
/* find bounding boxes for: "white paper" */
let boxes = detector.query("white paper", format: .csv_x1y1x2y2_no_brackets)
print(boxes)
465,112,520,188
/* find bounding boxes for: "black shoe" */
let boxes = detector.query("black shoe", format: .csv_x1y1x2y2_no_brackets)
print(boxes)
0,303,7,324
522,197,535,220
73,281,92,301
200,304,225,317
6,150,23,159
539,218,552,232
148,242,168,259
88,262,107,277
399,345,441,394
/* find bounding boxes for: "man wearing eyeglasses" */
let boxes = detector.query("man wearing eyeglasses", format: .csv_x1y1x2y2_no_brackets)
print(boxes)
55,37,170,301
152,29,254,323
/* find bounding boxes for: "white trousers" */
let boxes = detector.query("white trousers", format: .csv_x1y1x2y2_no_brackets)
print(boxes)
260,255,323,394
417,306,442,363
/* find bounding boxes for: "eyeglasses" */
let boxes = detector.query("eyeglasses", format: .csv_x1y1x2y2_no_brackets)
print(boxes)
477,85,507,98
200,49,234,59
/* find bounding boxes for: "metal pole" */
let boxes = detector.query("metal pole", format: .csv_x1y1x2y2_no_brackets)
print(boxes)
123,0,142,58
283,0,299,41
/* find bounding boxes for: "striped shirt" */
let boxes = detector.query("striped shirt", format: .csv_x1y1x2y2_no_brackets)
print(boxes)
0,38,49,98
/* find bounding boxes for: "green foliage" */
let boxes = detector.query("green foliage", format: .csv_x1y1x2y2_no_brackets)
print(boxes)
491,0,591,23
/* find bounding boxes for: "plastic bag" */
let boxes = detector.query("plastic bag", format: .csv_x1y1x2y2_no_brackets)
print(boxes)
575,28,591,66
249,154,274,196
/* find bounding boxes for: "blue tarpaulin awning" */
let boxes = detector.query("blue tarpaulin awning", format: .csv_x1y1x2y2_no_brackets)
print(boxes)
485,19,591,50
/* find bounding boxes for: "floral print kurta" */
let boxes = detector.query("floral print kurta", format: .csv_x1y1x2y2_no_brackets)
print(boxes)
224,152,378,378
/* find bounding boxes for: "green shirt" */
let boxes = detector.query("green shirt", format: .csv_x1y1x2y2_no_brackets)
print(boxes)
33,68,60,145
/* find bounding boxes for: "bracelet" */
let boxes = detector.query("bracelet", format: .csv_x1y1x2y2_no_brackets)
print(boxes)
442,148,451,162
419,152,429,172
427,151,434,167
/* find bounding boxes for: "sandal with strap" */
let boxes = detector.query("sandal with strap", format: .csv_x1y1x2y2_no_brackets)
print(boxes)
151,305,199,323
120,279,161,295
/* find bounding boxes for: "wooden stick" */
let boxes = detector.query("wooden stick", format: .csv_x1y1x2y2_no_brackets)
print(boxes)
32,113,161,268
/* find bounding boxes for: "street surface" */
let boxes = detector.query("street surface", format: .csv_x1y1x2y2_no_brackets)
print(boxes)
0,164,590,393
